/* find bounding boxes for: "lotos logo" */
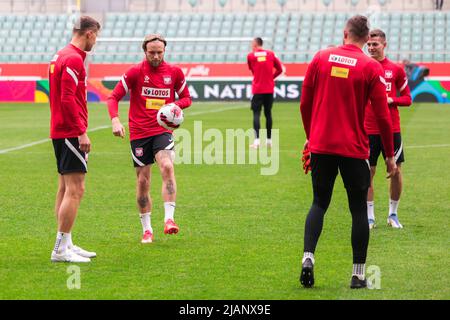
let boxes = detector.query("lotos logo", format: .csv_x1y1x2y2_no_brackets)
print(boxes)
255,51,267,57
142,87,171,98
329,54,358,67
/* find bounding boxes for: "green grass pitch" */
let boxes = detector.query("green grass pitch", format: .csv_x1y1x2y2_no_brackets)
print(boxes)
0,101,448,299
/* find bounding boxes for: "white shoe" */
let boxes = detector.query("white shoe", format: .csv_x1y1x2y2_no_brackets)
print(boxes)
387,214,403,229
71,245,97,258
51,249,91,263
250,139,260,149
266,139,272,148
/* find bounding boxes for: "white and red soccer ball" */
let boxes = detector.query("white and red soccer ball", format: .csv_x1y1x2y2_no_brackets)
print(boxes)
157,103,184,130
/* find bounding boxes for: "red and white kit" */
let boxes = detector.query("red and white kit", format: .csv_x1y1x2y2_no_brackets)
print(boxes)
107,60,192,141
365,57,412,134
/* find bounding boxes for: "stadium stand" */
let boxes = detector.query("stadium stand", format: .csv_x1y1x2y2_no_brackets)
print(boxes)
0,0,449,63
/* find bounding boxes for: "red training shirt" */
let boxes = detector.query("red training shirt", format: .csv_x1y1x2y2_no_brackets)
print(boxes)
49,44,88,139
300,44,394,159
107,60,192,141
247,48,283,94
365,57,412,134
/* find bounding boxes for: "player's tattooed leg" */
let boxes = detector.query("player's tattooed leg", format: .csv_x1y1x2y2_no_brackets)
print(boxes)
137,195,149,209
166,179,175,195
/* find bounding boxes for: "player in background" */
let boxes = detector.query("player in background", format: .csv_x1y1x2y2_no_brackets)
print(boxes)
247,37,283,148
365,29,412,229
49,16,101,263
107,34,192,244
299,15,397,289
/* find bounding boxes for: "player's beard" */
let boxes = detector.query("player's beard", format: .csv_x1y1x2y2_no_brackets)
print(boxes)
150,58,163,67
84,41,95,52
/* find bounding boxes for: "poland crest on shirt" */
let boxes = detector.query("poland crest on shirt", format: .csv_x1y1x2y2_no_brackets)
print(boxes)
163,76,172,85
385,70,393,79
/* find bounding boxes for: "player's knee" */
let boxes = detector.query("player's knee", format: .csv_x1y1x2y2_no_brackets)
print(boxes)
313,195,332,211
137,175,150,190
347,190,368,214
159,160,174,176
66,184,85,200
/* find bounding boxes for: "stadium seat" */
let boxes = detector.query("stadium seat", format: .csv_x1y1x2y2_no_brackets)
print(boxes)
0,11,446,64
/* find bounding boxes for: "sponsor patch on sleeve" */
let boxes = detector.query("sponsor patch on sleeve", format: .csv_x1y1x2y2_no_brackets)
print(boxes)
146,98,166,110
331,66,350,79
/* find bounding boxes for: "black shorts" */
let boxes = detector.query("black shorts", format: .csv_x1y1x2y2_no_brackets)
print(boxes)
251,93,274,112
369,133,404,167
311,153,371,192
52,138,88,175
130,133,174,167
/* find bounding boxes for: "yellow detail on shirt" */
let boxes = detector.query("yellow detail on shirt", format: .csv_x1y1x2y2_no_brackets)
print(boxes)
50,64,55,74
257,56,267,62
331,66,350,79
146,98,166,110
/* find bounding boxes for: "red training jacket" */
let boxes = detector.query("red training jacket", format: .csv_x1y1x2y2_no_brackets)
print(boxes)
247,48,283,94
365,57,412,134
300,44,394,159
49,44,88,139
107,60,192,141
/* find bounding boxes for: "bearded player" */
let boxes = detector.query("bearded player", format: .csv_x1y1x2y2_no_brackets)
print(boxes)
365,29,412,229
107,34,192,243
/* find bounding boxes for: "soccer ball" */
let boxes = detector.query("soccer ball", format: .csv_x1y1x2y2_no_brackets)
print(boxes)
157,103,184,130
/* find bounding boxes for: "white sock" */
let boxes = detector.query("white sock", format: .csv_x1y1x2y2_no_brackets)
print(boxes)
253,138,260,145
302,252,315,264
164,202,176,223
389,199,400,216
353,263,366,280
67,233,74,249
266,138,272,145
53,232,71,253
367,201,375,220
140,212,152,233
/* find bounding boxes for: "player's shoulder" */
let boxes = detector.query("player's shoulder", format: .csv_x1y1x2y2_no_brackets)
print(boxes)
163,61,184,75
365,56,384,72
125,61,144,76
387,58,406,74
58,48,83,66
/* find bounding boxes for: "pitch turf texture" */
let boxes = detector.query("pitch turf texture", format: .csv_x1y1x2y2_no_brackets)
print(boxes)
0,102,448,300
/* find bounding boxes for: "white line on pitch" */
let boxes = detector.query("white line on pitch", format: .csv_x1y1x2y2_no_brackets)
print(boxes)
0,125,110,154
0,138,51,154
405,144,450,149
0,106,248,154
186,105,247,116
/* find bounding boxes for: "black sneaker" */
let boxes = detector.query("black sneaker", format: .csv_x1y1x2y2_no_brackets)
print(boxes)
350,276,367,289
300,258,314,288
